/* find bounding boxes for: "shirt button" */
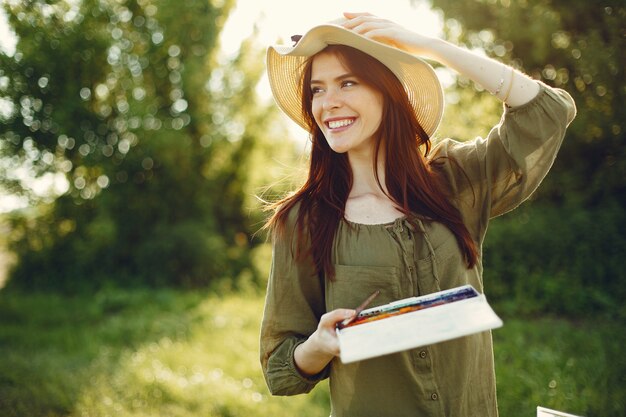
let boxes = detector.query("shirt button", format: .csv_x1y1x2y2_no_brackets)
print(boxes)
419,350,427,358
431,393,439,400
408,266,414,272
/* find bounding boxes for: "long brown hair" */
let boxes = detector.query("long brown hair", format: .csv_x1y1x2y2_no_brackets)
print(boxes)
265,45,478,277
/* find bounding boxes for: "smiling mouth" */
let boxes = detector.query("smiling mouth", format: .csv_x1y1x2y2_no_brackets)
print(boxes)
326,118,355,129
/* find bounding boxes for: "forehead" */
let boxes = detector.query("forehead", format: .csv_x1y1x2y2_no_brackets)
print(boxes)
310,51,351,80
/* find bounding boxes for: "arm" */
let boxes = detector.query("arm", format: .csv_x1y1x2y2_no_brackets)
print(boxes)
342,12,540,107
294,308,355,376
341,15,575,241
428,85,576,242
260,208,355,393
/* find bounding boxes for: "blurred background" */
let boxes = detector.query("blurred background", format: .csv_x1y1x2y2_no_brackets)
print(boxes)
0,0,623,416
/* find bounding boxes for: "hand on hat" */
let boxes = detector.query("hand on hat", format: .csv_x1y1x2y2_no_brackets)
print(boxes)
341,11,540,106
341,12,437,59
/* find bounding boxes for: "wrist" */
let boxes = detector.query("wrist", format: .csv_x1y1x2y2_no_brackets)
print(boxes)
294,334,335,377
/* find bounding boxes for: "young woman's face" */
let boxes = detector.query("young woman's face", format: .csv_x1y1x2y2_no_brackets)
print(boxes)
310,52,384,157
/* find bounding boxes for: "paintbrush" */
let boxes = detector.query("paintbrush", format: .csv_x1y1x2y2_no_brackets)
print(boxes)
336,290,380,330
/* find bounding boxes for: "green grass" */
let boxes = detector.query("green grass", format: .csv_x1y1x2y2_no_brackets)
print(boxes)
0,288,623,417
493,317,625,417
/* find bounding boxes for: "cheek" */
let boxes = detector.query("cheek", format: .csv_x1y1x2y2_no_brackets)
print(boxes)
371,97,384,129
311,100,324,128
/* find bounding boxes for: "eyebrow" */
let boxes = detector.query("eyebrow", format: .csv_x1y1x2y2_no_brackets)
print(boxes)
310,73,357,85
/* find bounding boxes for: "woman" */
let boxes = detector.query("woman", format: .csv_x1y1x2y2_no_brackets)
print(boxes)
260,12,576,417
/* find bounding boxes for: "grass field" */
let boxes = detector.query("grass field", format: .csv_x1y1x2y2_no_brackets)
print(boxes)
0,287,624,417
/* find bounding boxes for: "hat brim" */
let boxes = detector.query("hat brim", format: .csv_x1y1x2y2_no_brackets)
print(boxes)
266,24,444,137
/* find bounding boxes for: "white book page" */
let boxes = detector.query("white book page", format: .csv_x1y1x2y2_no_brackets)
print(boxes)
537,407,583,417
338,294,502,363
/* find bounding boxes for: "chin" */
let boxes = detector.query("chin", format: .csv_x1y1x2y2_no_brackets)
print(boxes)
329,145,350,154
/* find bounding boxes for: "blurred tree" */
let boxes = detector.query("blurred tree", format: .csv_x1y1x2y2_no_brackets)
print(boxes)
0,0,289,291
422,0,626,318
428,0,625,205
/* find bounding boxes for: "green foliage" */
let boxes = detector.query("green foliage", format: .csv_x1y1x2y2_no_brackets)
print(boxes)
435,82,501,142
0,288,623,416
422,0,626,318
0,0,291,291
484,201,626,319
493,318,626,417
428,0,625,205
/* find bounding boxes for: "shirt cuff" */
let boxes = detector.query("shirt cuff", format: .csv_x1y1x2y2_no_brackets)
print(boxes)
289,338,331,383
265,336,330,395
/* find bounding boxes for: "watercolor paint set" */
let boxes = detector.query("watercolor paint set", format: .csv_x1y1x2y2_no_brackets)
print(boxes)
337,285,503,363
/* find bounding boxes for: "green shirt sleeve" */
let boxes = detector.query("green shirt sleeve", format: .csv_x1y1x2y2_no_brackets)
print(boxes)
259,208,329,395
431,82,576,242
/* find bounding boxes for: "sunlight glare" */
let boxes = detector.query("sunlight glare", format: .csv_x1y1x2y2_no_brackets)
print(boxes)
220,0,442,57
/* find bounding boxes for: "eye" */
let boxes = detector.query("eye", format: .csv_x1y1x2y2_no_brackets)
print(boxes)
342,80,357,88
310,85,324,95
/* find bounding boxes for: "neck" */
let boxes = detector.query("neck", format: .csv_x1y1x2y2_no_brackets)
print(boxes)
348,148,387,197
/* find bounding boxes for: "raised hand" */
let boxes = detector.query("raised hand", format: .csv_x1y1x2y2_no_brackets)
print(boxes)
341,12,437,58
341,11,540,107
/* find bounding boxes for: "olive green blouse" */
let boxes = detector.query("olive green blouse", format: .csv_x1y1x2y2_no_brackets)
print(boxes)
260,83,576,417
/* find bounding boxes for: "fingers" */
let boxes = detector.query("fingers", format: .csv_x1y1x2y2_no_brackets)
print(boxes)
341,13,396,41
340,13,419,53
342,12,383,31
312,309,355,357
343,11,372,19
320,308,356,329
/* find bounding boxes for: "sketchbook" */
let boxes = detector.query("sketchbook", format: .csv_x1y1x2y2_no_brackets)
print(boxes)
536,407,583,417
336,285,503,364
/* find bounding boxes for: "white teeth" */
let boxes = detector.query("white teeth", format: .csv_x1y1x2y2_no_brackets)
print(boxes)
328,119,354,129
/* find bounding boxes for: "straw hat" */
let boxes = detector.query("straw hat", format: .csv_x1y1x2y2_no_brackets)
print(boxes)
266,21,444,137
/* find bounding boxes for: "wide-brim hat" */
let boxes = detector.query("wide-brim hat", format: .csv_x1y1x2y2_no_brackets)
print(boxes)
266,22,444,137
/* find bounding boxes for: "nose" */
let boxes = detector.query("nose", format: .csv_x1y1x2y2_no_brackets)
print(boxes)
322,88,342,111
